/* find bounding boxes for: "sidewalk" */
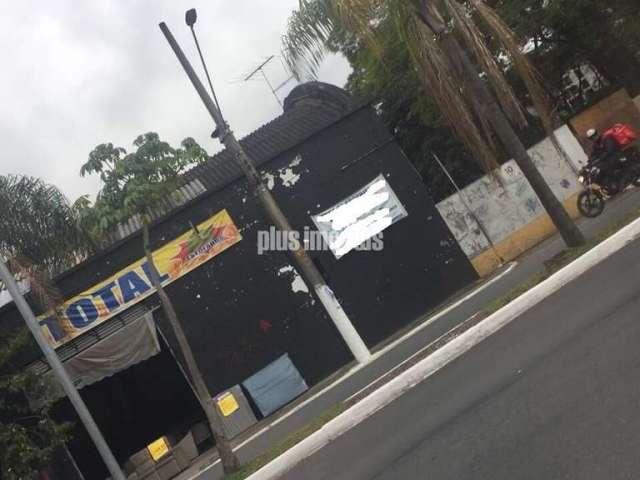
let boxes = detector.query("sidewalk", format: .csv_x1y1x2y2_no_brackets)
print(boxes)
175,263,515,480
179,187,640,480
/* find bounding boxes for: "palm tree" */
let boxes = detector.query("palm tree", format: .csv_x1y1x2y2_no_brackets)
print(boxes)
0,175,91,281
0,178,90,477
283,0,585,247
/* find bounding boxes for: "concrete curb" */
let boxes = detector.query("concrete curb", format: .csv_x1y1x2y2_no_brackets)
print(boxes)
247,216,640,480
184,262,518,480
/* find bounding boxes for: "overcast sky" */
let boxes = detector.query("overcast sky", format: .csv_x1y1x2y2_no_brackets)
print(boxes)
0,1,350,202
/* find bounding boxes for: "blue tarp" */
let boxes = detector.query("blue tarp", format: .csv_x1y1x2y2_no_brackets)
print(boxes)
242,354,308,417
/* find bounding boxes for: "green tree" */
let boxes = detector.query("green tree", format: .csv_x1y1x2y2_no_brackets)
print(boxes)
0,260,74,480
0,330,70,479
492,0,640,102
80,132,241,473
79,133,208,240
0,177,86,478
283,0,585,246
541,1,640,96
342,17,484,201
291,0,640,200
0,175,91,280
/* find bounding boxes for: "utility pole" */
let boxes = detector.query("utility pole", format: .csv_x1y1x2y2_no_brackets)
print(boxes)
0,259,125,480
159,20,371,365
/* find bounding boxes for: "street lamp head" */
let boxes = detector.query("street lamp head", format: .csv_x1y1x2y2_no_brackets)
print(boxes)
185,8,197,27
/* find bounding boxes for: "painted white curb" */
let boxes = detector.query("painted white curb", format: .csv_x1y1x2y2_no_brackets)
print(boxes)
247,216,640,480
185,263,518,480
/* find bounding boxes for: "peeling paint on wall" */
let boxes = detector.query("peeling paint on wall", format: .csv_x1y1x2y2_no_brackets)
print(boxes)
263,155,306,189
279,168,301,187
278,155,304,188
263,173,276,190
277,265,310,294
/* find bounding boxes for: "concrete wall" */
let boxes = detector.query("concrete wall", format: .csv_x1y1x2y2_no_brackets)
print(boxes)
436,125,585,276
571,89,640,150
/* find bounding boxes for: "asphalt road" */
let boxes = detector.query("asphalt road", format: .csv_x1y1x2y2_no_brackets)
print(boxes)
280,233,640,479
189,188,640,479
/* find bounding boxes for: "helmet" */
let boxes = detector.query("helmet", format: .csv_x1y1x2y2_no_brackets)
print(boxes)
586,128,599,140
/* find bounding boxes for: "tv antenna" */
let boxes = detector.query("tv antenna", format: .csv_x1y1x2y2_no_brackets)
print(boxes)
244,55,296,109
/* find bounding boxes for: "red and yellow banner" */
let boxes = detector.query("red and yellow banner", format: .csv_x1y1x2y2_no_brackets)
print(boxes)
39,209,242,348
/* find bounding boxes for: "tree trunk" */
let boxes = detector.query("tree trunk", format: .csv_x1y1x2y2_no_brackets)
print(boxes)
142,224,240,474
418,3,585,247
455,42,585,247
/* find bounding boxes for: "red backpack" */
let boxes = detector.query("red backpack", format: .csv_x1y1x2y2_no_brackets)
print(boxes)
602,123,639,147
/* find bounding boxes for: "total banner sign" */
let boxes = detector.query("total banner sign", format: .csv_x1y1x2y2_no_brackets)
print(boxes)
39,209,242,349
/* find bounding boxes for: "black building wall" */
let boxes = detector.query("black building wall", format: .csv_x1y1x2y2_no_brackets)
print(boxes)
262,106,478,347
0,103,477,400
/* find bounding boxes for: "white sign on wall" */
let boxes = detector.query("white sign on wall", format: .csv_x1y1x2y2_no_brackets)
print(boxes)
311,174,408,259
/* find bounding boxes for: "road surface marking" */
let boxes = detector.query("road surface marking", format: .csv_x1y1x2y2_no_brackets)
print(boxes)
369,262,517,362
345,312,480,403
184,262,517,479
245,217,640,480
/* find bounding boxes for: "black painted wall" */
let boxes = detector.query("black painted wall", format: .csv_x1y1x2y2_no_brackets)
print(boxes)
0,105,477,401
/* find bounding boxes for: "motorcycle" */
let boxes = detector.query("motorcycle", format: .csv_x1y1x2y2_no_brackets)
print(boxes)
577,147,640,218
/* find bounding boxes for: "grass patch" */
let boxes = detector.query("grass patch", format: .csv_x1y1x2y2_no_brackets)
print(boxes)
222,403,349,480
484,205,640,317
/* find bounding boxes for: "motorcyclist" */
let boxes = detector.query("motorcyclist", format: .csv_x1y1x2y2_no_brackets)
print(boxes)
586,128,621,175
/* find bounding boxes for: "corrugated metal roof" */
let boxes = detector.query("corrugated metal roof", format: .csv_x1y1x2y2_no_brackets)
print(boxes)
107,177,207,242
179,102,346,193
0,83,355,311
106,82,352,243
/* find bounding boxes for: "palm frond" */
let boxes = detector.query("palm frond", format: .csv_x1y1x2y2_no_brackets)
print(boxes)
470,0,556,137
408,9,499,171
283,0,336,79
0,175,90,282
443,0,527,128
284,0,560,173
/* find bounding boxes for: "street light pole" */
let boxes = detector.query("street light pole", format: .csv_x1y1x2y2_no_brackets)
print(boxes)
0,259,125,480
158,21,371,364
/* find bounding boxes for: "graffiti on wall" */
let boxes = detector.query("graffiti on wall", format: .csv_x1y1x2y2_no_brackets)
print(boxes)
436,125,584,259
